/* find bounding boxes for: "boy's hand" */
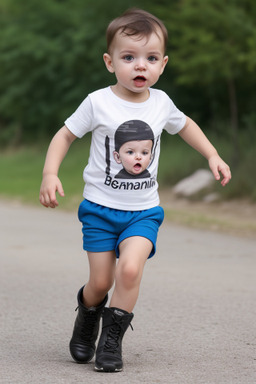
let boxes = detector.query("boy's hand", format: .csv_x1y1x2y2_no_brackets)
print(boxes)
208,154,231,187
39,174,65,208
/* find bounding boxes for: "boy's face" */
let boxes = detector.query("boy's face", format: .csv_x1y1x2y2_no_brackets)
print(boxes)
103,29,168,102
114,140,153,176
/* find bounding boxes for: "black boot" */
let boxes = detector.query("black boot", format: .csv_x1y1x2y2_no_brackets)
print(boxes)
69,286,108,363
95,307,134,372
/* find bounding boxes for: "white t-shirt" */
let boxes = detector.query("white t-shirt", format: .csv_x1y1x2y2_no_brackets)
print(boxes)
65,86,186,211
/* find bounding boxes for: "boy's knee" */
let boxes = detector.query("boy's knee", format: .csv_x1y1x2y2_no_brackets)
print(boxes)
117,262,140,287
90,277,113,295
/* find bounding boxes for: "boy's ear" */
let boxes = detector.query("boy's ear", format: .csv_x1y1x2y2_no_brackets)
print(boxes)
160,55,169,75
103,53,115,73
113,151,122,164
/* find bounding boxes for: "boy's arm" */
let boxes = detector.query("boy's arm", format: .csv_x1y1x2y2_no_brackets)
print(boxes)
39,125,77,208
178,117,231,186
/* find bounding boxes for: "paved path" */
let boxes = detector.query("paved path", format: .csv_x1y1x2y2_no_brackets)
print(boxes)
0,201,256,384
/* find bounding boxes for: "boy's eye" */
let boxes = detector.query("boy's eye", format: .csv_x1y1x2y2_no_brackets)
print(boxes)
148,56,158,62
123,55,134,62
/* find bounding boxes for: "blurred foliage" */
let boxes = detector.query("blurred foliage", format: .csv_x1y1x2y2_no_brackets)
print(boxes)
0,0,256,154
158,0,256,166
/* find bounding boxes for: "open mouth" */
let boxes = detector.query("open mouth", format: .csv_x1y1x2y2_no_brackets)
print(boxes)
134,163,142,171
134,76,146,81
133,76,146,87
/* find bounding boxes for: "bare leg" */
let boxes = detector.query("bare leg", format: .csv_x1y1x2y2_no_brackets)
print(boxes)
83,250,116,308
69,251,116,363
110,236,152,313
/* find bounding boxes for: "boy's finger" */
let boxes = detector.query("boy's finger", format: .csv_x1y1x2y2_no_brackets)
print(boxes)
214,171,220,181
210,165,220,181
57,183,65,197
40,193,54,208
49,193,59,207
220,167,231,186
39,194,47,207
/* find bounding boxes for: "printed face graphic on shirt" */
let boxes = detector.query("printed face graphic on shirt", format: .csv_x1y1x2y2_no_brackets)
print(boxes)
112,120,154,179
113,139,153,178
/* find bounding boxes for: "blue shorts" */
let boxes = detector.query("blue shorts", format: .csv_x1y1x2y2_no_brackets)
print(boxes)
78,199,164,259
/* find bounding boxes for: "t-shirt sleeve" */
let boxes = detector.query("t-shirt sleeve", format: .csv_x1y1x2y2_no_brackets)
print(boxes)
64,96,94,138
164,97,187,135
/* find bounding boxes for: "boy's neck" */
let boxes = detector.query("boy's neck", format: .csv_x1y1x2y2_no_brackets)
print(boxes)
111,84,150,103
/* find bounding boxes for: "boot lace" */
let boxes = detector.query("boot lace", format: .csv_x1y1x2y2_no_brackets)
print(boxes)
75,306,98,343
103,316,133,353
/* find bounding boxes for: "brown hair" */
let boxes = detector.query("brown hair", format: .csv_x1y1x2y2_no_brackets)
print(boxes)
106,8,168,53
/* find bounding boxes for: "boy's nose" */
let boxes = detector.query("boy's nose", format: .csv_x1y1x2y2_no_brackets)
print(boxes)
135,59,146,70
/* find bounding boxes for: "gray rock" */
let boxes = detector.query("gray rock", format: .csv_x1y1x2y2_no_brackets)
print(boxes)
173,169,214,197
203,192,220,202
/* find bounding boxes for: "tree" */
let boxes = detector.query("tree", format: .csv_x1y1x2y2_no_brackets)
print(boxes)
0,0,139,144
160,0,256,164
1,0,255,150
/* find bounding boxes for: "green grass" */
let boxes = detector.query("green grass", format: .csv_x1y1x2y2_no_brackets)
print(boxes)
158,131,207,184
0,131,255,210
0,147,45,202
0,141,88,209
